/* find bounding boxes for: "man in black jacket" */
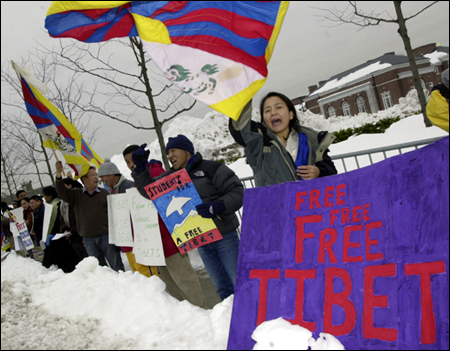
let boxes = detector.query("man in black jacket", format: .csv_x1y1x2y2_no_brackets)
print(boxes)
132,135,244,301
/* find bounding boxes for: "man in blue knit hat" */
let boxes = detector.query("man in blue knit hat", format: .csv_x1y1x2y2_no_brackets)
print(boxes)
132,134,244,303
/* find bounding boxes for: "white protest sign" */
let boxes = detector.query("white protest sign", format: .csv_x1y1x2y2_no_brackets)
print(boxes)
42,203,53,245
8,208,34,251
107,193,134,247
126,188,165,266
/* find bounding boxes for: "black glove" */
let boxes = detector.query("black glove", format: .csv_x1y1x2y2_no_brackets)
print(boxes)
196,201,225,219
132,144,150,172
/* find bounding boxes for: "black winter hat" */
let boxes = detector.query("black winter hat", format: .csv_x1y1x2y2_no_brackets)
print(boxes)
166,134,195,155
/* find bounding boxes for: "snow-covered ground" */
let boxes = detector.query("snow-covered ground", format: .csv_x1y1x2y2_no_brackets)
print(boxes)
1,92,448,350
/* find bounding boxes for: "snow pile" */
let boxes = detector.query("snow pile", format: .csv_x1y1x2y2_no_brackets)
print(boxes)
1,252,232,350
296,89,422,133
252,317,345,350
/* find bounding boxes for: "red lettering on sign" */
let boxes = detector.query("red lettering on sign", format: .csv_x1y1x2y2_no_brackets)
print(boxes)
330,209,339,226
324,267,356,336
362,203,370,221
318,228,338,264
341,208,351,224
365,221,383,261
363,263,398,341
309,189,321,209
249,269,280,326
352,205,361,223
285,269,316,332
324,186,334,207
295,215,322,263
295,191,307,210
343,225,363,263
405,261,446,344
336,184,347,205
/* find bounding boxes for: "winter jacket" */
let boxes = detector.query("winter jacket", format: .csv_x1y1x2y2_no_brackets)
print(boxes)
229,101,337,187
133,153,244,236
48,198,61,236
23,207,33,233
426,83,449,133
32,204,45,244
55,177,109,238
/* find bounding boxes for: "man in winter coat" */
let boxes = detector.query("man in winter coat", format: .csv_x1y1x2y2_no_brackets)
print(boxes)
123,144,207,308
132,135,244,301
427,68,449,133
55,162,124,272
98,158,159,278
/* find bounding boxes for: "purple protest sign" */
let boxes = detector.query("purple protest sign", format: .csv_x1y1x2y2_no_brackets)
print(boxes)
228,137,449,350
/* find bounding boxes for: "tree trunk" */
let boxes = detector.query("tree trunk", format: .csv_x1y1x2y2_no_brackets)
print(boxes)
393,1,432,127
131,38,171,171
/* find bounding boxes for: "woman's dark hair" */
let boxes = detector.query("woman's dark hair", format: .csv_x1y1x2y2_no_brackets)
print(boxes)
259,92,301,132
43,186,59,199
20,197,31,205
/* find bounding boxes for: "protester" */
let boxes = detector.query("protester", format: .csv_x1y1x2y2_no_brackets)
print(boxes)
427,68,449,133
16,190,27,202
19,197,34,233
55,162,124,272
123,144,208,306
98,158,158,277
229,92,337,187
29,195,45,246
1,202,14,250
59,178,88,261
41,186,80,273
132,135,243,301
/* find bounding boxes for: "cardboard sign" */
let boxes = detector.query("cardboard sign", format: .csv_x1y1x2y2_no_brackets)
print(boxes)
107,193,134,247
126,188,165,266
228,137,449,350
145,169,222,253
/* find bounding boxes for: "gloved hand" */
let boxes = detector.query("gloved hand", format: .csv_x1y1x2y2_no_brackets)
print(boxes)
196,201,225,219
132,143,150,172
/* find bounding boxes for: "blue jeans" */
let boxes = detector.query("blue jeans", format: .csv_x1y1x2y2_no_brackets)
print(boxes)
197,229,240,300
83,234,124,272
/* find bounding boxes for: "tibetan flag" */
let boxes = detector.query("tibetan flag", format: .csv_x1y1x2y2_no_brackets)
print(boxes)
45,1,289,120
12,62,103,180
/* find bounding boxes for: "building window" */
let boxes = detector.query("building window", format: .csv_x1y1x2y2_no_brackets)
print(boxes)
356,96,367,113
328,106,336,118
381,92,393,109
342,101,351,116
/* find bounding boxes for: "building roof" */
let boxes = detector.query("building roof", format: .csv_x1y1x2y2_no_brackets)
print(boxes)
306,45,449,99
308,52,427,98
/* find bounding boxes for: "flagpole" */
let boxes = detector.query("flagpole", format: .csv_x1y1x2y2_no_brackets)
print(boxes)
52,149,66,176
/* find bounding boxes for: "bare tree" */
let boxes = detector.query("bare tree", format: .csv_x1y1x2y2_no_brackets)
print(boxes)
46,38,197,170
315,1,439,127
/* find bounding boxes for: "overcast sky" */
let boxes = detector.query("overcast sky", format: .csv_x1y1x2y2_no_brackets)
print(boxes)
1,1,449,163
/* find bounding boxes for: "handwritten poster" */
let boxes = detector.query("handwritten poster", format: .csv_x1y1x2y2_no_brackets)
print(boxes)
8,208,34,251
228,137,449,350
107,193,134,247
126,188,165,266
145,169,222,254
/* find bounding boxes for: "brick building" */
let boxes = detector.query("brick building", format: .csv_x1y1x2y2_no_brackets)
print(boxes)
301,44,449,118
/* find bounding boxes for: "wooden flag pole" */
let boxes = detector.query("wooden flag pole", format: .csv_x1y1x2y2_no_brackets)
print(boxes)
52,149,66,176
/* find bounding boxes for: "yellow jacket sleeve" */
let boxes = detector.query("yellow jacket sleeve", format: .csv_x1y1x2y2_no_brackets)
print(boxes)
426,90,449,133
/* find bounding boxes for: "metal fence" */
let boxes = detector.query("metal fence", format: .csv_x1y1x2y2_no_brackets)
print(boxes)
236,136,445,224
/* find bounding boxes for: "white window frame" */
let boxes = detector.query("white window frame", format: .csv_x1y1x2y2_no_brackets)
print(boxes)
342,101,351,116
328,106,336,118
356,96,367,113
381,92,393,109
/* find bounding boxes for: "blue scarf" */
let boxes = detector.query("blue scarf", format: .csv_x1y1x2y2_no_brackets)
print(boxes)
295,132,310,169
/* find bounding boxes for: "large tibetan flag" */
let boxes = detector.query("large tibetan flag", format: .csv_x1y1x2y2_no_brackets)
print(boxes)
12,62,103,180
45,1,289,120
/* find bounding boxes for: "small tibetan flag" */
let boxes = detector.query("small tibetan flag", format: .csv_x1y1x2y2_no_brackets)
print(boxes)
12,61,104,179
